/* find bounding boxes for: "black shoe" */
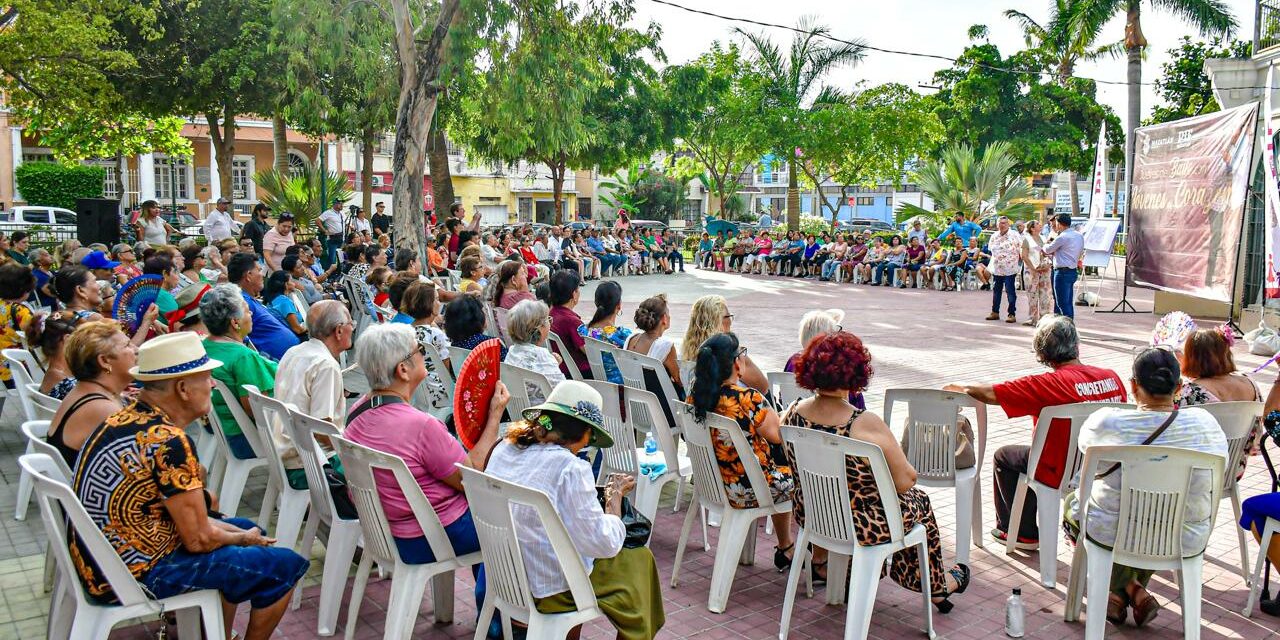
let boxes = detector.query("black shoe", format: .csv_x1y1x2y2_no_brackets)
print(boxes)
773,544,794,572
932,563,970,614
811,561,828,586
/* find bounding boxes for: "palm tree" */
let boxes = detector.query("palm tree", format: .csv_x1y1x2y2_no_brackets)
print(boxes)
736,17,864,231
895,142,1037,227
1075,0,1235,198
1006,1,1122,216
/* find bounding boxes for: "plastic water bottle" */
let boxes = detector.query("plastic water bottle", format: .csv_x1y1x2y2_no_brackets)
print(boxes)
644,433,658,455
1005,588,1025,638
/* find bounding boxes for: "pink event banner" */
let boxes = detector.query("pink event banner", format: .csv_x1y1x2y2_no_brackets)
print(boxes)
1126,103,1257,303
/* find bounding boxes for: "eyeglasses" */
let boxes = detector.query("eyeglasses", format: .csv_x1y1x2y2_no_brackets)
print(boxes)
723,313,735,320
400,342,427,364
735,347,749,359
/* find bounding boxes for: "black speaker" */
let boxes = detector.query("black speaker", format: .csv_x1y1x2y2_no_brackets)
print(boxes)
75,198,121,246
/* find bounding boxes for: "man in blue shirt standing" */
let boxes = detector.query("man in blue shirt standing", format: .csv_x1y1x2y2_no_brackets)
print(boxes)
228,253,300,361
937,213,983,245
1042,213,1085,320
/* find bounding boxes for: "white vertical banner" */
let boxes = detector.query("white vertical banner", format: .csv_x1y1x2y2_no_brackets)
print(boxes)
1087,122,1108,221
1264,66,1280,299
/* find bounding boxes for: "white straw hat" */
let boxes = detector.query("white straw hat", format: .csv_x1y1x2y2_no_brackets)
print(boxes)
129,333,222,381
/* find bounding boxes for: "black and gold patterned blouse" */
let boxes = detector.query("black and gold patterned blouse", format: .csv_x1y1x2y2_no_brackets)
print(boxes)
70,400,204,602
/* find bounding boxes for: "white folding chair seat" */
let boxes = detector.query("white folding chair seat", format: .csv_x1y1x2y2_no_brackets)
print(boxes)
458,465,609,639
670,401,792,613
332,436,483,640
1007,402,1133,588
582,335,616,382
288,409,364,636
1063,445,1224,640
777,427,934,640
242,385,311,554
20,453,225,640
883,388,987,565
207,379,270,517
767,371,813,411
25,383,60,420
545,332,583,381
20,420,68,593
11,347,51,520
1197,401,1264,585
501,362,554,416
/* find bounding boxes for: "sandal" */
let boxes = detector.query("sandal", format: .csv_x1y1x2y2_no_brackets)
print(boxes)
1106,593,1128,626
811,561,828,586
773,544,794,572
1131,592,1160,627
932,563,970,614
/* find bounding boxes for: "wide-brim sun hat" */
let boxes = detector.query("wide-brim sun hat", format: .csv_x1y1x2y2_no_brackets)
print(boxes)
521,379,614,448
129,332,222,381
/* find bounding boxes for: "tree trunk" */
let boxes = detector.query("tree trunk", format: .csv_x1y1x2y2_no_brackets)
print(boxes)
787,157,800,231
1067,171,1080,217
1124,6,1146,208
361,129,377,215
550,158,566,225
272,114,289,175
427,126,454,218
116,154,128,209
207,104,237,208
390,0,461,266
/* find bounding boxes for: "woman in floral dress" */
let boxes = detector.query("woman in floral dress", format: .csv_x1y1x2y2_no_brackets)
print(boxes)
1021,219,1052,326
781,331,969,611
688,332,796,571
579,280,631,384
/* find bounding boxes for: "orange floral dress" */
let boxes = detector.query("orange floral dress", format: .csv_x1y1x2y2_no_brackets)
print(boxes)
696,383,794,509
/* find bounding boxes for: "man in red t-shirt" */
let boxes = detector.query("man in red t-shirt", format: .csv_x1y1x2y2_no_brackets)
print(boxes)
945,316,1126,545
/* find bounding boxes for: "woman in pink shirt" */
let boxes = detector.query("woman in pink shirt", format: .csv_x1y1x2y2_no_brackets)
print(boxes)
261,213,296,271
751,231,774,275
344,323,510,612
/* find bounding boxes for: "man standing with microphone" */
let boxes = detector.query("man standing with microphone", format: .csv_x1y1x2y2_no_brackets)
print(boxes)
1042,213,1084,320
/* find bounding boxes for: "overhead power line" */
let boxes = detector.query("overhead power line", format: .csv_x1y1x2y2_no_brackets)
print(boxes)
645,0,1278,94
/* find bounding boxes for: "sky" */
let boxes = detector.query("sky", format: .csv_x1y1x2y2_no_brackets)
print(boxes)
627,0,1259,120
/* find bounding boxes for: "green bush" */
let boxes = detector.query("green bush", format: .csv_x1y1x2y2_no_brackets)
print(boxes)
15,163,105,209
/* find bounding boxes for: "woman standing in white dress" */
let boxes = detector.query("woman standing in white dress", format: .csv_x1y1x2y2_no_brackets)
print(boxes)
1021,219,1052,326
134,200,178,246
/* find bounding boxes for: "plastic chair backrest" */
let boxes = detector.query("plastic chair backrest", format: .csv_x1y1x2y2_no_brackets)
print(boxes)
19,453,154,608
1030,403,1135,493
583,380,636,478
501,362,553,415
883,388,986,483
612,348,646,391
285,408,348,523
628,349,681,407
21,420,73,480
426,346,456,389
675,400,779,510
211,379,268,458
448,346,472,376
3,350,39,422
545,332,583,381
780,426,906,547
492,306,512,346
1195,401,1264,493
24,383,59,420
241,385,299,496
1077,445,1224,565
624,385,680,470
3,347,45,381
457,465,598,614
330,435,459,569
767,370,813,409
582,336,614,382
289,292,310,330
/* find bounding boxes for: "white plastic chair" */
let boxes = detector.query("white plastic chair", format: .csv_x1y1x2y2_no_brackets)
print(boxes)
3,347,45,381
448,346,472,376
20,453,226,640
1243,515,1280,617
883,388,987,565
1197,401,1264,585
670,401,792,613
585,379,638,482
418,345,456,422
20,420,67,593
501,362,553,415
1063,445,1224,639
207,379,270,517
3,349,42,425
545,332,583,381
288,409,364,636
289,291,311,330
582,335,616,382
457,465,608,640
624,384,694,524
492,305,512,346
331,436,483,640
767,370,813,410
777,427,935,640
242,385,311,553
25,383,60,420
1006,402,1134,588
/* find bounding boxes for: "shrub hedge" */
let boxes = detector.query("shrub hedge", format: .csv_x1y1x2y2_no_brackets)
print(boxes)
15,163,105,209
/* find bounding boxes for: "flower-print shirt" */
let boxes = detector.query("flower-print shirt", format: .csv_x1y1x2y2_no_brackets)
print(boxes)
987,229,1023,277
413,323,452,412
694,383,793,509
579,324,633,384
70,400,204,603
0,302,32,382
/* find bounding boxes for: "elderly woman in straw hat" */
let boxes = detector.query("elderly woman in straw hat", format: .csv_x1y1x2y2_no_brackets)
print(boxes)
70,333,309,640
486,380,665,640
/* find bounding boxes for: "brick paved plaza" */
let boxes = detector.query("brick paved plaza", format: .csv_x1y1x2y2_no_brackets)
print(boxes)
2,265,1278,639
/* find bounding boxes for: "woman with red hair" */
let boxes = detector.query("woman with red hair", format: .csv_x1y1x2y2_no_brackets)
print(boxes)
783,331,969,612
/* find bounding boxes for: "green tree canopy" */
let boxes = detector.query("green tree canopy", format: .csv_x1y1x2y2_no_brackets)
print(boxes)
1147,36,1251,125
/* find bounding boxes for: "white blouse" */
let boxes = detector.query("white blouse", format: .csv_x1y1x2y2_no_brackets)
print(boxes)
504,343,566,405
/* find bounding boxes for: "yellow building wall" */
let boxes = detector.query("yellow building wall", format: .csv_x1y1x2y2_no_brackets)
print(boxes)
452,174,579,224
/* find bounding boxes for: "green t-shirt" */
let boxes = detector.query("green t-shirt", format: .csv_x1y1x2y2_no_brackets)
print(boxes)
6,250,29,266
202,339,277,437
156,289,178,314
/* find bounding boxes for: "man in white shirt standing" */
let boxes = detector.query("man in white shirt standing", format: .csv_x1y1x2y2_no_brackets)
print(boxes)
203,197,235,245
1042,213,1085,320
316,199,345,269
985,215,1022,323
907,220,928,246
